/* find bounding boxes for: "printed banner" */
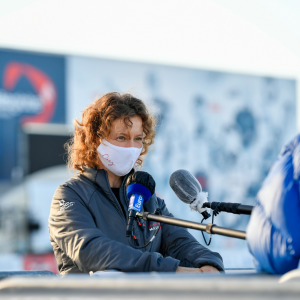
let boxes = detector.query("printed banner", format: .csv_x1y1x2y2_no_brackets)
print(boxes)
0,49,66,181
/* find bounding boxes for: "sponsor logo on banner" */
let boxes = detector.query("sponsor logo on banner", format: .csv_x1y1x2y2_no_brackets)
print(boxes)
1,62,57,123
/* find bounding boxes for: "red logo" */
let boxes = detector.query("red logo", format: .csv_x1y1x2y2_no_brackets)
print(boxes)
23,253,59,274
3,62,57,124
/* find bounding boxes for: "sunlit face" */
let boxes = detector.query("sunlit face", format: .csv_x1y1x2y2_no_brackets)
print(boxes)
106,115,144,149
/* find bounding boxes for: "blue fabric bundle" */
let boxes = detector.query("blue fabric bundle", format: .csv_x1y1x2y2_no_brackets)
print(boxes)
247,134,300,274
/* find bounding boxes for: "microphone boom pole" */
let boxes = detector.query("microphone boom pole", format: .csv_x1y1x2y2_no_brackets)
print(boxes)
136,212,246,240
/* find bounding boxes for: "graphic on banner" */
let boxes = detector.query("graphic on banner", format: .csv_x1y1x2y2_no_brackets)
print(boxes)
0,49,66,181
2,62,57,123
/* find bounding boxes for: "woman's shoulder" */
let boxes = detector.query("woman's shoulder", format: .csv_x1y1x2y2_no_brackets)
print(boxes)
53,172,98,203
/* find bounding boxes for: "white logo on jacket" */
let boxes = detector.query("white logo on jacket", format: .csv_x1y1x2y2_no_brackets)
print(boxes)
57,199,74,214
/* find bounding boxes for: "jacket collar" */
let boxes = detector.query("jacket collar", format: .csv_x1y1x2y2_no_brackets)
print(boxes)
81,166,134,194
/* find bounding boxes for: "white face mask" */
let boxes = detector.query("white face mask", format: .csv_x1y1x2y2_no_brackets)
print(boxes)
97,139,142,176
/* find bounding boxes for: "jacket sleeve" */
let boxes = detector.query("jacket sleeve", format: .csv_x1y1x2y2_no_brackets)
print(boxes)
157,197,224,271
246,135,300,274
49,185,179,273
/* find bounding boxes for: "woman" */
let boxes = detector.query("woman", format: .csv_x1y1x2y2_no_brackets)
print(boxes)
48,92,224,274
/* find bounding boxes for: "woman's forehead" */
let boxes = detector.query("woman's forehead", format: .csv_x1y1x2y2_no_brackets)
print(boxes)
111,116,143,133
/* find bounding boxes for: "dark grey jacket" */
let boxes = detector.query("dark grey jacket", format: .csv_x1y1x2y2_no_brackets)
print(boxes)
48,167,224,275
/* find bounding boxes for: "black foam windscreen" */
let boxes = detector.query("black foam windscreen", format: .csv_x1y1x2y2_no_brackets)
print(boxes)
126,171,156,196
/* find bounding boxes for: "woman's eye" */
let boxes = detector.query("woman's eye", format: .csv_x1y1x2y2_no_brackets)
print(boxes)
117,136,125,141
135,137,143,141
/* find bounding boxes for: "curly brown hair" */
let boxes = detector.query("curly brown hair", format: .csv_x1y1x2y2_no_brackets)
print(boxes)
66,92,156,172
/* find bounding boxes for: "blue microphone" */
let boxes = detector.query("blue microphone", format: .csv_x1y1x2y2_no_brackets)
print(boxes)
126,172,155,237
127,183,152,212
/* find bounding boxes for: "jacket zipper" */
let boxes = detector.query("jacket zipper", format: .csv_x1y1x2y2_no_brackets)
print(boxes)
104,173,128,225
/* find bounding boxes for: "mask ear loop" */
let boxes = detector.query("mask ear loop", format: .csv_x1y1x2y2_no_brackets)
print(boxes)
96,133,106,146
96,133,102,145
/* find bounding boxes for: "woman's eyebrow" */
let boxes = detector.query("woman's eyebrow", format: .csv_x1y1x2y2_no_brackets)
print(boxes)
113,129,143,136
114,130,128,135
